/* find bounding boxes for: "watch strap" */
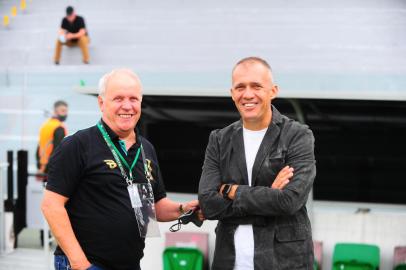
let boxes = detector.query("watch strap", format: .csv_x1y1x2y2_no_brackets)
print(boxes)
223,184,233,199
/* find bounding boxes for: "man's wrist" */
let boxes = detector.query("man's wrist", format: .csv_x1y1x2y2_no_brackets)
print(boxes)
69,257,91,270
179,203,185,215
221,184,238,200
228,185,238,200
222,184,233,199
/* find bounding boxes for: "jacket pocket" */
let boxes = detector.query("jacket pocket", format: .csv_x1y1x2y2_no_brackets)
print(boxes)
275,224,308,242
274,225,310,269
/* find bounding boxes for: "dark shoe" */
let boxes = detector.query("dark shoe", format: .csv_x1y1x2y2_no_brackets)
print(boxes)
54,61,59,65
83,60,89,64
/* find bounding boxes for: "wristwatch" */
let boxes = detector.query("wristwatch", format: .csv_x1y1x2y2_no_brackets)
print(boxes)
222,184,233,199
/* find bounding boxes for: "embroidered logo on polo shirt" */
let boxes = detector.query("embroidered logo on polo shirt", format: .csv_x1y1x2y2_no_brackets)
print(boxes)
104,159,117,169
146,159,154,181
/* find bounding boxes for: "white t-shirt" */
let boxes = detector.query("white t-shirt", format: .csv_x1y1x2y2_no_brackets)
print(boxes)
234,127,267,270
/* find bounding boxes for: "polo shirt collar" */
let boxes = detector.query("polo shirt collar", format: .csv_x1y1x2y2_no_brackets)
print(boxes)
100,119,140,146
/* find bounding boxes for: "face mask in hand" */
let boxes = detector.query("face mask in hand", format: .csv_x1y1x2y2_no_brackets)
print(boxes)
57,115,67,122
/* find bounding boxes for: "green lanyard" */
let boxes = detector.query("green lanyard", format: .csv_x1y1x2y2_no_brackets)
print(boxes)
97,122,142,185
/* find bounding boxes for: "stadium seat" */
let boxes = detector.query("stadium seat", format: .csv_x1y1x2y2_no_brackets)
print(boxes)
3,15,9,27
11,6,17,17
332,243,380,270
394,246,406,270
163,247,203,270
314,260,319,270
165,232,209,270
314,240,323,270
20,0,27,11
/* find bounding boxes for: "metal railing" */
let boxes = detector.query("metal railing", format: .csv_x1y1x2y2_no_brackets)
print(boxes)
0,161,9,255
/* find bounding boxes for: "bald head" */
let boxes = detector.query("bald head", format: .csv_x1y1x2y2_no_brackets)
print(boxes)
98,68,142,99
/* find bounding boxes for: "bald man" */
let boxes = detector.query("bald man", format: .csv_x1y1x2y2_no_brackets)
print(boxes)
199,57,316,270
42,69,202,270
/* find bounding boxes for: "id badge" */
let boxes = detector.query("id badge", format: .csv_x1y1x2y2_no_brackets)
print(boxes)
127,184,142,208
133,183,160,238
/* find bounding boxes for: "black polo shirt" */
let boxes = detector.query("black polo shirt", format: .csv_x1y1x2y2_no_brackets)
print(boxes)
46,120,166,270
61,15,87,42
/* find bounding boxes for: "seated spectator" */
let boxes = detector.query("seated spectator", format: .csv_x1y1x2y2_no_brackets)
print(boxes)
54,6,90,65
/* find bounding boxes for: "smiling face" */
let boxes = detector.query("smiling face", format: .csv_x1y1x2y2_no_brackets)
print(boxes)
98,71,142,138
231,61,278,130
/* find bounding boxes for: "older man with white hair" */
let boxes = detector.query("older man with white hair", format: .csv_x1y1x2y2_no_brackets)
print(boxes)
42,69,202,270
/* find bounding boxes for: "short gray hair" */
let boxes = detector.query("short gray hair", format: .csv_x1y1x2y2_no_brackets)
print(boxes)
54,100,68,109
98,68,143,98
233,56,272,72
232,56,275,84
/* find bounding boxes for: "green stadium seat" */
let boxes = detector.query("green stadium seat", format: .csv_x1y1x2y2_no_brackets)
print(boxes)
163,247,204,270
314,260,319,270
332,243,380,270
394,246,406,270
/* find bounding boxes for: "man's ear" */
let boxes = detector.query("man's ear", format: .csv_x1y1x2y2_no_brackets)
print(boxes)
230,88,235,102
270,85,279,100
98,95,104,112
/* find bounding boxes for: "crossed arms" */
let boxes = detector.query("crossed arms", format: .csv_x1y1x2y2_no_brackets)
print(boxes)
198,128,316,220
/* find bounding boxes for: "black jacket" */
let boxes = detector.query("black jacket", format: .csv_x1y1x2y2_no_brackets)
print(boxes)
198,106,316,270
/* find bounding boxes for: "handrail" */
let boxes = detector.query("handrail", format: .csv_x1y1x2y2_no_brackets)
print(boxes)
0,162,9,255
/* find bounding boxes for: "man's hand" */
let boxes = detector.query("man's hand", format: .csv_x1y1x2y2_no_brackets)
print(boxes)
271,165,294,189
66,33,74,40
183,199,198,212
70,259,92,270
58,29,66,36
183,200,205,221
36,165,47,181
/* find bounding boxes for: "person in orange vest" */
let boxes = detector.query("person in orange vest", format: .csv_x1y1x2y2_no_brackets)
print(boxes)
36,100,69,180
